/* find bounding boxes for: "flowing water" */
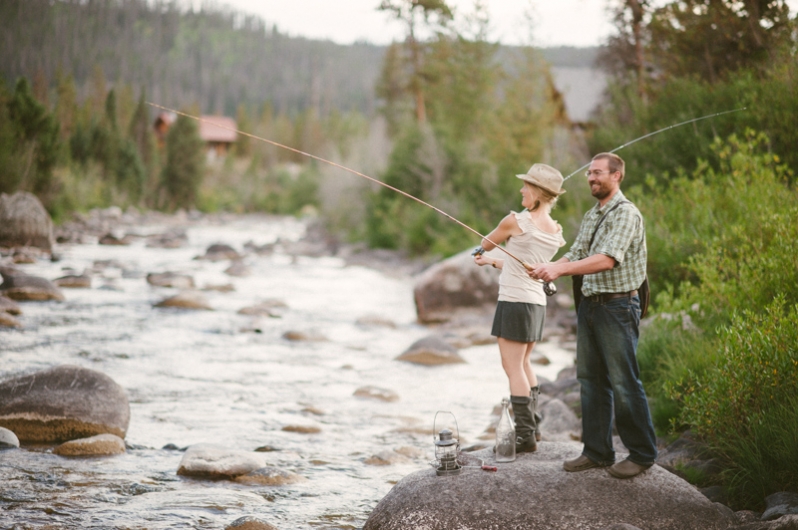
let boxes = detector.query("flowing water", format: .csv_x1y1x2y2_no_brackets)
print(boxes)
0,214,574,529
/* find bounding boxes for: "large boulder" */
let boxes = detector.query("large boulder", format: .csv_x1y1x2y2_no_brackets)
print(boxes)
0,192,54,252
0,269,65,302
413,248,500,323
363,442,735,530
0,365,130,443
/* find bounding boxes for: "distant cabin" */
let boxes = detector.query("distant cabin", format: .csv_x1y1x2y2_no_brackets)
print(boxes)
153,112,237,158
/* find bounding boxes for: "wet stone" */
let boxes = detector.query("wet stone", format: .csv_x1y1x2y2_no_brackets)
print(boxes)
0,311,22,328
146,272,195,289
281,424,321,434
225,516,279,530
282,329,327,342
0,426,20,449
234,466,305,486
354,386,399,402
395,335,465,366
53,274,92,288
177,444,266,480
154,291,212,310
0,295,22,315
53,433,126,457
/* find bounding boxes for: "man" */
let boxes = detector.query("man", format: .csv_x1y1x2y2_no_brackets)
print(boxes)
529,152,657,479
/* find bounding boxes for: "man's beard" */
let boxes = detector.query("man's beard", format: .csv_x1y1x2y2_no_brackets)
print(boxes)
591,182,610,200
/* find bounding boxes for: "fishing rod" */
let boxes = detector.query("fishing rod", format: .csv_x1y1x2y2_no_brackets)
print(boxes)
563,107,747,181
147,102,557,294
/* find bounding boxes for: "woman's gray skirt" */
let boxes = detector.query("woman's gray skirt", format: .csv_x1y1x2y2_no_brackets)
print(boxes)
491,300,545,343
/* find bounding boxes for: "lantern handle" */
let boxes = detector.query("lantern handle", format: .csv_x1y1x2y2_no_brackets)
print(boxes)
432,410,460,442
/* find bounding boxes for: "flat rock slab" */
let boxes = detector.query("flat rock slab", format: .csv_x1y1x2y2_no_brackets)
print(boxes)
177,444,266,479
0,365,130,443
364,441,735,530
53,433,126,456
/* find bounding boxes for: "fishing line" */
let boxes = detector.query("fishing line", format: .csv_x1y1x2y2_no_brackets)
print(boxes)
147,102,553,290
563,107,747,181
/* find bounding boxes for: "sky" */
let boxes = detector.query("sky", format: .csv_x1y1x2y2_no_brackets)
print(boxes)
205,0,798,48
205,0,619,48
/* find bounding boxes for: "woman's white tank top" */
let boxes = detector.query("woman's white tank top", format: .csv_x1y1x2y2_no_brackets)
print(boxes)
498,210,566,305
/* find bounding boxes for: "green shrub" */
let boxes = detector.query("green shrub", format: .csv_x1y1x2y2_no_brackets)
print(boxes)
638,130,796,309
677,298,798,509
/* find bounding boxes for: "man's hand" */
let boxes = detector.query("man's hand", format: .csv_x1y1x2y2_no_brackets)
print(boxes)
528,262,562,282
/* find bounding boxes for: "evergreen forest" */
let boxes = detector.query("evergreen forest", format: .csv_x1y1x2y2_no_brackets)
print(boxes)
1,0,798,512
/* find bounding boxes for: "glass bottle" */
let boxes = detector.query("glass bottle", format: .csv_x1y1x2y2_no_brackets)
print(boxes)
495,397,516,462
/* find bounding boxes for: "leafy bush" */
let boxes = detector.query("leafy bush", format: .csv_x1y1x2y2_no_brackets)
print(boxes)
638,130,796,308
676,299,798,509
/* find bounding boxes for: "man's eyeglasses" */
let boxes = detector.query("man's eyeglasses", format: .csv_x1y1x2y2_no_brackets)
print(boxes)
585,169,612,177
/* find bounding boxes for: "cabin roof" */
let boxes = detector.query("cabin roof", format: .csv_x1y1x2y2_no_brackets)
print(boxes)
198,115,237,143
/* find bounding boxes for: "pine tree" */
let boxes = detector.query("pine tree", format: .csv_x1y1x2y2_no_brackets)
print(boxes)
160,113,205,210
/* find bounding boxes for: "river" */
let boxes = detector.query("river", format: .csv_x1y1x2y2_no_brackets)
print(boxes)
0,213,574,529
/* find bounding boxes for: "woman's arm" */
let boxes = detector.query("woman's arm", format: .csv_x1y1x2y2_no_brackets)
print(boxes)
481,214,521,251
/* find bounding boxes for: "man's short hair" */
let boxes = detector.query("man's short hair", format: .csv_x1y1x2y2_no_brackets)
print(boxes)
593,153,625,182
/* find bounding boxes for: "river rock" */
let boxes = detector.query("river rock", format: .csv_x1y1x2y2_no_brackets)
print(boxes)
354,386,400,402
763,492,798,522
53,433,126,456
98,233,131,246
53,274,92,288
0,270,65,302
0,191,54,252
146,272,195,289
225,516,279,530
0,365,130,443
238,300,288,317
412,247,500,323
225,260,251,277
146,231,187,249
198,243,241,261
365,450,413,466
0,426,20,448
0,295,22,315
363,442,735,530
177,444,266,479
0,311,22,328
356,315,397,328
395,335,465,365
282,329,327,342
154,291,212,310
234,466,305,486
538,398,582,442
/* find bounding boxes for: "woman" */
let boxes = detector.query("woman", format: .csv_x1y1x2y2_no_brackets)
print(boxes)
474,163,566,452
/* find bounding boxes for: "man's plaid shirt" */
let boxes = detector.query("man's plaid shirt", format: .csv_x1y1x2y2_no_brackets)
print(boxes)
564,190,647,297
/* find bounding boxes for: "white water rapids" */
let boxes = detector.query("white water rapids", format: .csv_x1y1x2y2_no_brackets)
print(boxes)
0,214,574,529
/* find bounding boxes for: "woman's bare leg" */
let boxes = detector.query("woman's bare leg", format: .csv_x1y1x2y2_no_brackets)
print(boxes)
498,337,532,396
523,342,538,388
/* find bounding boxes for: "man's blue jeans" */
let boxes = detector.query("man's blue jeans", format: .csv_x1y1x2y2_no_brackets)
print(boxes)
576,294,657,466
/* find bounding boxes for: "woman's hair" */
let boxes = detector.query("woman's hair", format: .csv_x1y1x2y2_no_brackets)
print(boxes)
526,182,559,212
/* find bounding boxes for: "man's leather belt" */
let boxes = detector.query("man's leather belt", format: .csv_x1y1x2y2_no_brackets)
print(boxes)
584,290,638,304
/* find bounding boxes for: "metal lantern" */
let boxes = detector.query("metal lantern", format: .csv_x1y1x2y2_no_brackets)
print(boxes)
433,411,462,476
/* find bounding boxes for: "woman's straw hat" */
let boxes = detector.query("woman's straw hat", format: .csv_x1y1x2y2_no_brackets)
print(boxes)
516,163,566,195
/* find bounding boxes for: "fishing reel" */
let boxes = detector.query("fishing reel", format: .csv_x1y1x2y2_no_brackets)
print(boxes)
472,247,557,297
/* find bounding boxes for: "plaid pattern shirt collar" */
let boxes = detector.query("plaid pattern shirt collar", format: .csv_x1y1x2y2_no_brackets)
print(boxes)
565,190,647,297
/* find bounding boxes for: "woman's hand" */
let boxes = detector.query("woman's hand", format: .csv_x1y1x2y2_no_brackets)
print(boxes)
474,254,491,267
